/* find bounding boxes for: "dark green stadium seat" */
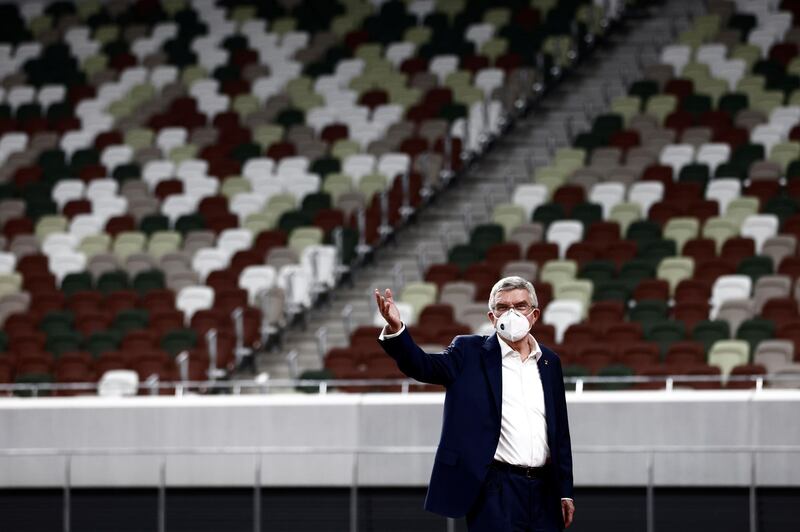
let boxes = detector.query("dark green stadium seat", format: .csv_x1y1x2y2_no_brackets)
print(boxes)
628,80,659,102
591,113,623,143
787,159,800,179
16,102,42,121
440,102,468,122
221,34,248,51
112,308,149,335
470,224,505,257
573,132,601,152
61,272,93,296
646,320,686,355
532,203,565,228
682,94,713,117
69,147,99,174
327,226,359,265
595,364,635,390
277,210,313,234
86,331,120,358
638,239,677,267
629,300,669,328
0,183,14,200
21,182,52,203
571,203,603,229
678,163,710,185
27,198,59,220
737,255,773,283
311,157,341,177
133,270,166,294
38,149,68,179
732,143,765,170
22,183,57,215
562,365,590,391
175,213,206,234
773,74,799,96
296,368,335,393
579,260,617,284
753,60,785,88
46,331,83,356
764,197,798,224
717,92,749,116
231,142,262,164
97,270,130,294
113,163,141,182
164,43,198,69
276,108,305,128
139,214,170,235
301,192,332,218
212,64,240,83
46,101,72,122
448,244,482,272
303,59,333,78
691,320,730,351
715,160,747,180
626,220,662,248
736,318,775,353
592,280,630,302
619,259,656,291
728,12,757,38
14,373,54,396
160,328,197,356
39,310,75,336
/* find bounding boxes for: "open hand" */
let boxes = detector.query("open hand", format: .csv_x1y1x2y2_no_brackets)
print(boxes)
374,288,402,334
562,499,575,527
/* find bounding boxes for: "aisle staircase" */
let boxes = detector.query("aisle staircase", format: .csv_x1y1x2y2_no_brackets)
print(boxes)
256,0,701,380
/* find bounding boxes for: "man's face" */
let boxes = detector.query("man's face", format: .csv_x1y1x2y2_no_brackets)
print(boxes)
487,288,540,329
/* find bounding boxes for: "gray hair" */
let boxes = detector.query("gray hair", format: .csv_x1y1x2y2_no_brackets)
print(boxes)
487,276,538,311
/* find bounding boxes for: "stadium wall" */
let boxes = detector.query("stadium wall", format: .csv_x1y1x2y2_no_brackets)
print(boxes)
1,390,800,488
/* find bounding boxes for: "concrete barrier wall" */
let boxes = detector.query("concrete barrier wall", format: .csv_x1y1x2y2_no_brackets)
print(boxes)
1,390,799,488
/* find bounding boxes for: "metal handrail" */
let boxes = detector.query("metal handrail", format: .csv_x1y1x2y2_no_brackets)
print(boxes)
0,443,799,457
1,373,799,396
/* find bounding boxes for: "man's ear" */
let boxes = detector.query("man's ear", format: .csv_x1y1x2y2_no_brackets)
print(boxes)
487,311,496,325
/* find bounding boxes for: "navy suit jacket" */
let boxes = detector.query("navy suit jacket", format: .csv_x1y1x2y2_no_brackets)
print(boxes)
378,328,574,519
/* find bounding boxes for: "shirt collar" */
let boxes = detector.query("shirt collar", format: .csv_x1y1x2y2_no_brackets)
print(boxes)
496,333,542,362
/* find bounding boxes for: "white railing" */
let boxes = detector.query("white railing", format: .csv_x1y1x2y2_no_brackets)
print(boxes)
0,374,798,397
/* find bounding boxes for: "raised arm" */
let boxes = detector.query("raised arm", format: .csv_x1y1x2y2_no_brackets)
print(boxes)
374,288,462,386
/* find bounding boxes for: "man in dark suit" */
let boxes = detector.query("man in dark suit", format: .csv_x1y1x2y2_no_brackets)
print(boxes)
375,276,574,531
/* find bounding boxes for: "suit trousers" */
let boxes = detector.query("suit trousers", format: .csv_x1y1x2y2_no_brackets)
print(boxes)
466,465,562,532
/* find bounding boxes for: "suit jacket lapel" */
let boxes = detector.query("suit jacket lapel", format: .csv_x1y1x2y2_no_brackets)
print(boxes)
482,334,502,418
538,352,557,442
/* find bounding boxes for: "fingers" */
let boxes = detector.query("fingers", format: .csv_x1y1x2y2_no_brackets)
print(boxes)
374,288,392,317
562,500,574,528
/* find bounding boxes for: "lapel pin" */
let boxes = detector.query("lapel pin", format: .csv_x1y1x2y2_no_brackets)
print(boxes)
543,360,549,365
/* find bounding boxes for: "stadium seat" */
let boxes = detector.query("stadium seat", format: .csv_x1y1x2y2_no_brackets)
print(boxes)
542,299,583,343
708,339,750,381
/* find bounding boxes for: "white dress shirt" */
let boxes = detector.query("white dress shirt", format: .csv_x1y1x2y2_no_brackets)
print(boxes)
492,334,550,468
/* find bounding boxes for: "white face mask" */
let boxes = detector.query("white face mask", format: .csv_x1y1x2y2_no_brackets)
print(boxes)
494,309,531,342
